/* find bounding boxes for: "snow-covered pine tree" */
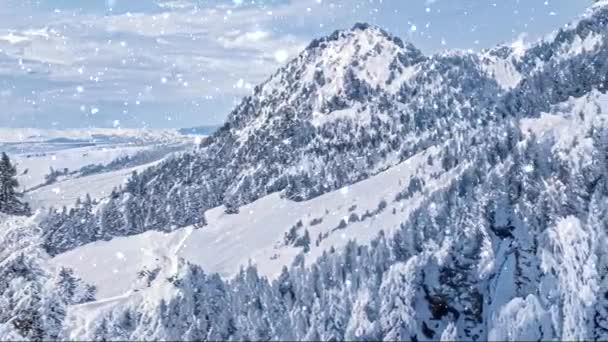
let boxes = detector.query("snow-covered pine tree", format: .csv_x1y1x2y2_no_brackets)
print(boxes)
100,194,126,239
0,152,28,215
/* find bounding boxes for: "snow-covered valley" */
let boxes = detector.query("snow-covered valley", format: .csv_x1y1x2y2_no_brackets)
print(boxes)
1,128,196,209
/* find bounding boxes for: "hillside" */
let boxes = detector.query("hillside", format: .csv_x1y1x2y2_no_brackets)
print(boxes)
54,89,608,340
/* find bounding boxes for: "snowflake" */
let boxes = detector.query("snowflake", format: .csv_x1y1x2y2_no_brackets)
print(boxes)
274,50,289,63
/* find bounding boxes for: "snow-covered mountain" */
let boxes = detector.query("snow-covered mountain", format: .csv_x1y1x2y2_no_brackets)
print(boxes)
39,19,508,254
42,2,608,255
4,2,608,341
0,127,187,146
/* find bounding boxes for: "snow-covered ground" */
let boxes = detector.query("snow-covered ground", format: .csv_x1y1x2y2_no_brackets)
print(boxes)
0,128,197,189
521,89,608,167
51,143,464,299
48,89,608,335
25,161,162,210
13,145,153,190
47,89,608,308
0,128,199,209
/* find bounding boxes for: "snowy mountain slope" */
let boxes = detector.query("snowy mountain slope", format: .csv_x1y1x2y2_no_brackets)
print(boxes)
13,144,153,190
0,129,197,209
53,89,608,337
39,21,505,253
0,213,96,341
234,23,424,138
55,88,608,301
62,88,608,341
522,89,608,166
3,128,196,188
50,138,463,298
54,2,608,255
25,160,163,210
480,48,523,90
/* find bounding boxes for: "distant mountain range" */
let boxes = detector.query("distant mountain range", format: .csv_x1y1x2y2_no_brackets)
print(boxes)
178,125,221,136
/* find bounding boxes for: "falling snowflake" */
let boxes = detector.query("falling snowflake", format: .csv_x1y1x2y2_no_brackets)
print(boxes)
523,164,534,173
274,50,289,63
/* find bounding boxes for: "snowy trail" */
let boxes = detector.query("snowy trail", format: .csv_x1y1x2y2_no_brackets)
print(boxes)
64,226,194,339
170,226,194,274
26,160,162,210
70,227,192,309
72,290,141,310
72,226,194,306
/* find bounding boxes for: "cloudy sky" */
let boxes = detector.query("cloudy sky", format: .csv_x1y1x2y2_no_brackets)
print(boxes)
0,0,593,129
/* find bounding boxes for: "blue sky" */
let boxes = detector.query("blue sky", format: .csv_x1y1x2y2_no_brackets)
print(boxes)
0,0,594,129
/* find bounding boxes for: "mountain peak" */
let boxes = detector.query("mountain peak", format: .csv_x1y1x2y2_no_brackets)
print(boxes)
351,22,375,31
305,22,415,55
227,23,426,131
278,21,425,91
592,0,608,9
223,23,429,134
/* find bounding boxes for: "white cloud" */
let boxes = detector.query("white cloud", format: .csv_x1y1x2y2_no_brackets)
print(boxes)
0,0,340,128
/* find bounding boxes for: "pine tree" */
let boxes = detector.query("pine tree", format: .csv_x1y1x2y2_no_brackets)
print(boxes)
0,152,28,215
100,197,125,239
380,258,423,341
